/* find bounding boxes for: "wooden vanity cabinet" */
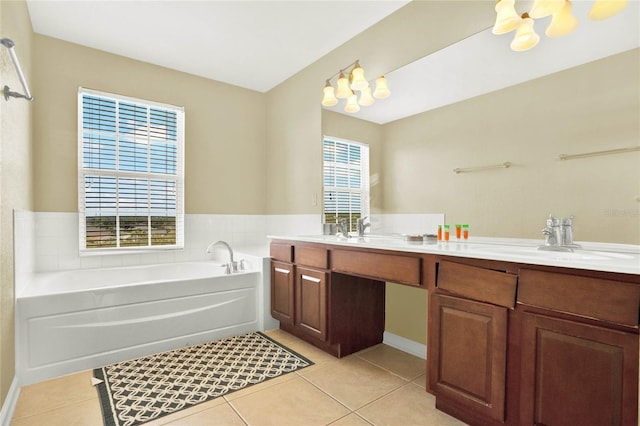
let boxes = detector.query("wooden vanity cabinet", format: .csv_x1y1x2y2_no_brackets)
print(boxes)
270,241,388,357
271,261,294,325
295,266,328,341
429,259,518,425
270,239,295,326
517,268,640,426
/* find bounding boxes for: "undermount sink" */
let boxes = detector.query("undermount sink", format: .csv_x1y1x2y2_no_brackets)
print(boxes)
471,245,635,261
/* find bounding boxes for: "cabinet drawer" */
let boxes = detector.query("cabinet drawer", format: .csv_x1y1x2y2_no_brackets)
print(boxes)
437,260,517,308
332,249,421,286
270,242,293,262
296,245,329,269
518,269,640,327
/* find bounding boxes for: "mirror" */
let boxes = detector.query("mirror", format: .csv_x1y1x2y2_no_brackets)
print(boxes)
322,2,640,245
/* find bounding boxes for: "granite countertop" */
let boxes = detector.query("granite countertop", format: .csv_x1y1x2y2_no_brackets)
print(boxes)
268,234,640,275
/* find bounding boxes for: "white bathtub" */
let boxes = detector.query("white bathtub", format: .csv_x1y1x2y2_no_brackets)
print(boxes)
16,262,261,385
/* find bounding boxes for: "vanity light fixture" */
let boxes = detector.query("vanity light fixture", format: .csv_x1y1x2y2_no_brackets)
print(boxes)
321,60,390,113
546,0,579,37
510,13,540,51
493,0,627,51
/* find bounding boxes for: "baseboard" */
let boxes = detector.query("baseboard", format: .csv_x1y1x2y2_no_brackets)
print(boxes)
0,376,20,426
383,331,426,359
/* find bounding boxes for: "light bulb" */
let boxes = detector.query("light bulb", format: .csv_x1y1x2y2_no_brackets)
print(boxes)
321,81,338,107
529,0,565,18
510,13,540,51
358,86,375,106
546,1,578,37
492,0,521,35
344,93,360,113
335,72,351,99
373,76,390,99
589,0,627,20
350,62,369,91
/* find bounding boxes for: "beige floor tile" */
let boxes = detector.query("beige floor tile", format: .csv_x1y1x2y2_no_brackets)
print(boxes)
229,376,349,426
161,402,245,426
357,382,467,426
412,373,427,390
300,356,407,410
223,371,298,401
12,370,98,420
329,413,373,425
268,334,338,366
143,396,228,426
357,344,426,381
11,398,103,426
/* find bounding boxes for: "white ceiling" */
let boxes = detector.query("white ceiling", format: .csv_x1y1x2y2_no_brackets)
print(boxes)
26,1,640,124
26,0,410,93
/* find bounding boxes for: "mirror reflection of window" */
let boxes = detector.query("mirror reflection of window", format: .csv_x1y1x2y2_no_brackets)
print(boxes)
322,136,370,233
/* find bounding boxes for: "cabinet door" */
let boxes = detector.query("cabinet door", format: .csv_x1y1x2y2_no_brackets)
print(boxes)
271,261,294,325
520,312,639,426
429,294,507,422
295,266,327,341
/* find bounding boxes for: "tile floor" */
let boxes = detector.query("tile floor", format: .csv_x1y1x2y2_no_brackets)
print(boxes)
11,329,466,426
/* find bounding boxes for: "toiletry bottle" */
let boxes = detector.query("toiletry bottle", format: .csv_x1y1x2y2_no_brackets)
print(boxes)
437,225,442,241
463,224,469,240
444,225,450,242
455,224,462,239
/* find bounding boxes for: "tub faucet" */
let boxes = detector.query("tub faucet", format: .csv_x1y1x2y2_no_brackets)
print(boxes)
356,216,370,237
206,240,238,273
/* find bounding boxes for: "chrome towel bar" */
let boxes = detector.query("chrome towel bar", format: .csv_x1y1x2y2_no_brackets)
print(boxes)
1,38,34,101
453,162,511,174
558,146,639,161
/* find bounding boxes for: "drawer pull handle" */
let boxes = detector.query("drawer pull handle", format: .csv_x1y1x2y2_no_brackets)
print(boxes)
301,275,321,283
274,267,290,274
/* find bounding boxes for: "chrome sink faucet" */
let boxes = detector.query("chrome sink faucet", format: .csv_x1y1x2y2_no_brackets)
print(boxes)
540,214,580,251
337,217,349,238
206,240,241,274
356,216,370,237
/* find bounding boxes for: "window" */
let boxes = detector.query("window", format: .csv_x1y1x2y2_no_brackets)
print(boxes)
78,88,184,251
323,136,370,232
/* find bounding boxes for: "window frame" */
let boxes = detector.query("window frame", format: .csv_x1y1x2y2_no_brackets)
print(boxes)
77,87,185,254
322,135,370,233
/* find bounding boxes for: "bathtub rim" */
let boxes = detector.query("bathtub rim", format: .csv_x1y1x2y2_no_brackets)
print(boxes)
18,261,259,299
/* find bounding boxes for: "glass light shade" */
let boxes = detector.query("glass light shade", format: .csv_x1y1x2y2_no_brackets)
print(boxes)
529,0,565,18
546,1,578,37
589,0,627,20
510,15,540,51
350,63,369,91
344,94,360,113
373,76,390,99
321,83,338,107
335,72,351,99
358,86,375,106
492,0,521,35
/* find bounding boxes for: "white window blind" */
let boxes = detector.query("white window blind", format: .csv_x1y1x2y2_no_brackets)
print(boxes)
78,88,185,252
323,136,370,232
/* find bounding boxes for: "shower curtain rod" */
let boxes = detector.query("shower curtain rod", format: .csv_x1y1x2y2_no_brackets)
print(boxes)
1,38,34,101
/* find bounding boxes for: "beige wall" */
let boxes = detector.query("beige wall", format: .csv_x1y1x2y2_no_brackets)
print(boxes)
32,35,267,214
0,0,33,406
382,49,640,245
385,282,427,345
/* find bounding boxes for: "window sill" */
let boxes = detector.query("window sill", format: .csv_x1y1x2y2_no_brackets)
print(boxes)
79,246,184,256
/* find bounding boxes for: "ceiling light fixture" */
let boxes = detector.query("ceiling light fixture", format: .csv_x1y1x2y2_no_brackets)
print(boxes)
493,0,627,51
321,60,390,113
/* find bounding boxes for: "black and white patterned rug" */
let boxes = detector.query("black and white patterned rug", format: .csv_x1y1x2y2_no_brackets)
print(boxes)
93,332,313,426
